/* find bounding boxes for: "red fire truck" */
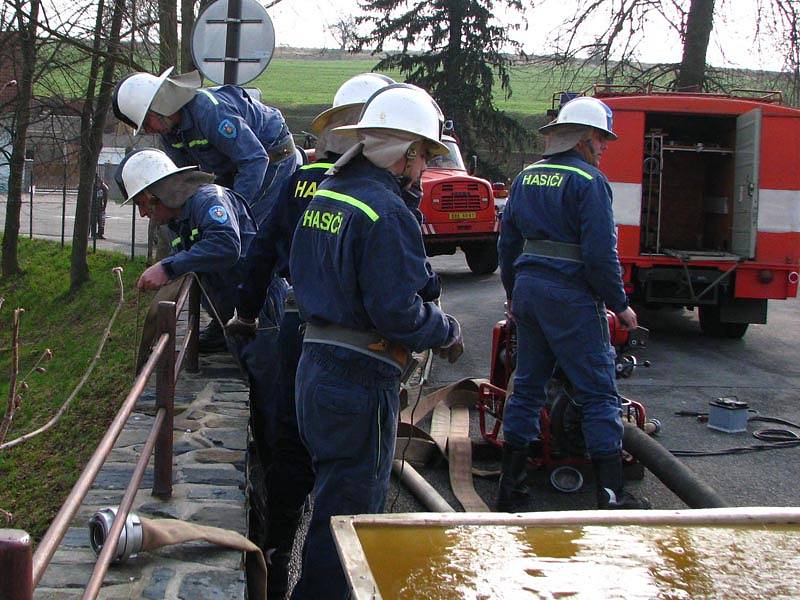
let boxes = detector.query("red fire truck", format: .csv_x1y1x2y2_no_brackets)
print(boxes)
419,134,504,275
580,88,800,337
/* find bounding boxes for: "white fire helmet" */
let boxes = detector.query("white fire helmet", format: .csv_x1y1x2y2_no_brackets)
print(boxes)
113,68,201,134
115,149,198,207
539,96,618,139
332,83,449,157
112,68,175,134
310,73,396,135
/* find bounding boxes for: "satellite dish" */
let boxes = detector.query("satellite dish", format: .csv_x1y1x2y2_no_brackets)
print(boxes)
191,0,275,86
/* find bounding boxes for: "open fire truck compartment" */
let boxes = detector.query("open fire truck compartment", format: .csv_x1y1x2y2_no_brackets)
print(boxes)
597,92,800,337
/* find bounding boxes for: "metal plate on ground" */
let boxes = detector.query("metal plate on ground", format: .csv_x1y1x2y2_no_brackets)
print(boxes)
191,0,275,85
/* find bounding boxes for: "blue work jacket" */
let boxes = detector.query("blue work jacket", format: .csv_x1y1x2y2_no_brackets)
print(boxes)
160,184,256,283
236,158,337,320
162,86,291,208
289,154,451,353
498,150,628,313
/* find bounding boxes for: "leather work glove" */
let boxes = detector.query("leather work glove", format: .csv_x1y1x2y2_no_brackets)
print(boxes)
225,314,257,341
436,314,464,364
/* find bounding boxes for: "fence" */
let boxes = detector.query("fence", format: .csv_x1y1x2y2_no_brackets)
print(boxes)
0,181,151,260
0,276,200,600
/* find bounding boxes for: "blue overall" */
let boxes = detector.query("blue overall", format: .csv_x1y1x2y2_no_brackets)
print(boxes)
160,183,256,323
289,154,453,600
235,159,337,534
162,86,296,224
497,150,628,458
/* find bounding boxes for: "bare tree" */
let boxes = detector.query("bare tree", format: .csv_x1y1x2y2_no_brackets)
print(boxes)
541,0,799,97
1,0,40,278
327,15,359,51
69,0,126,291
181,0,195,72
159,0,178,71
756,0,800,104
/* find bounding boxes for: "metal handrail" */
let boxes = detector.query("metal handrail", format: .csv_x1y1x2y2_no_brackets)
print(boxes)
1,276,200,599
31,332,169,585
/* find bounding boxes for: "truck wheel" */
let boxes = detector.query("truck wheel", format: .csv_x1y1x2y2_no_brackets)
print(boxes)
464,242,498,275
698,305,749,339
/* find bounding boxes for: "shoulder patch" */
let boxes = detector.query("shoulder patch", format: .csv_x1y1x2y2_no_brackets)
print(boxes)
208,204,229,224
218,119,237,139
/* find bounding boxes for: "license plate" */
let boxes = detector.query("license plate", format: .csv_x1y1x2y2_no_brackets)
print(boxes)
449,211,476,220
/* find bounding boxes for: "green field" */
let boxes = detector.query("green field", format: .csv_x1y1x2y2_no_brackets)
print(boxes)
251,56,574,120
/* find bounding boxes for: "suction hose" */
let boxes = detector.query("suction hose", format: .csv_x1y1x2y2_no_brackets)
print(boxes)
623,423,728,508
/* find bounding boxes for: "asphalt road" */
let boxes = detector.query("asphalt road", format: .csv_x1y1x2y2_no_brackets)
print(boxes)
0,192,150,257
389,252,800,513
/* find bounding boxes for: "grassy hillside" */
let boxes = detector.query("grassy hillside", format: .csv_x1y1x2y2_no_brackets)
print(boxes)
251,55,568,120
0,239,150,538
251,53,795,120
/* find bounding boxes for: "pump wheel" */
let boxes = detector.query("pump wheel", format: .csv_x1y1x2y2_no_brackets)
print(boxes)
464,241,498,275
698,305,749,339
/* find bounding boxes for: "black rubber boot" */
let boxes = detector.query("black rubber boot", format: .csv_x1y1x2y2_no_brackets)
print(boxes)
265,509,303,600
495,443,530,512
593,453,651,509
198,318,227,353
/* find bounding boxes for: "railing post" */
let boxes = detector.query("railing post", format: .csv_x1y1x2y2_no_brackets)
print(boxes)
187,278,200,373
153,301,176,498
0,529,33,600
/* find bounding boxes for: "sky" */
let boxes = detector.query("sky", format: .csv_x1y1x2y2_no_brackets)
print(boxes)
266,0,788,72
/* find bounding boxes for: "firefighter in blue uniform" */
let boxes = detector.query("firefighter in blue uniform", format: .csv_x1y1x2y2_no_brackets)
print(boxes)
287,84,463,600
115,149,256,327
113,68,297,349
496,96,650,511
224,73,396,600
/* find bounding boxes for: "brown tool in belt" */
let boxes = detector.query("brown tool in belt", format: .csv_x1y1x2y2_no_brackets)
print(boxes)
267,136,296,163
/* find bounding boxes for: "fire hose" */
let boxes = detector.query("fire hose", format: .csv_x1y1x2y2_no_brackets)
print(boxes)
88,507,267,598
394,377,730,511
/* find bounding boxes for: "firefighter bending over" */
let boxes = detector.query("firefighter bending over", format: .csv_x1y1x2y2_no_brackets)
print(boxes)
225,72,395,600
113,68,297,351
115,149,256,331
496,96,650,511
288,84,464,600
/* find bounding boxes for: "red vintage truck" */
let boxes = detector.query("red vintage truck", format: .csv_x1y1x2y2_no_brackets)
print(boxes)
580,88,800,337
419,134,504,275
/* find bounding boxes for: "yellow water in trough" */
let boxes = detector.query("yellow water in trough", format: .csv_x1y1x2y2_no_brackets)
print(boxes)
356,523,800,599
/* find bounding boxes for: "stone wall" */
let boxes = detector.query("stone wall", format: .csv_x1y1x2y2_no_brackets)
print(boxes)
33,352,253,599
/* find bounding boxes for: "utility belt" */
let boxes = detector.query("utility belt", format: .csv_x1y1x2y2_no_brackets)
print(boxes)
523,238,583,263
267,136,296,164
303,321,417,381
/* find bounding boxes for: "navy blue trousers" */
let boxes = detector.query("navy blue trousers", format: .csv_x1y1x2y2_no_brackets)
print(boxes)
502,271,623,458
239,277,289,462
265,310,314,522
291,345,399,600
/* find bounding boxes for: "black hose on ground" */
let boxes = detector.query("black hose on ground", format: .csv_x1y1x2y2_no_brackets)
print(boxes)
623,423,729,509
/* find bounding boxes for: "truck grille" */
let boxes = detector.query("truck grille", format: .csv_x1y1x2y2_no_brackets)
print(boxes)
435,182,487,211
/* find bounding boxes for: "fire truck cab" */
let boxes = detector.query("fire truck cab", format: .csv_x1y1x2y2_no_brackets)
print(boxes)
419,134,503,275
587,88,800,337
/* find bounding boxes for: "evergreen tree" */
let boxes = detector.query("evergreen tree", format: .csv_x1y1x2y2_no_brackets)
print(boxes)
355,0,531,178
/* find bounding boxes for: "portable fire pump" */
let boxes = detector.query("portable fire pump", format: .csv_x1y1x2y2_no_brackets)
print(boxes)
477,309,653,493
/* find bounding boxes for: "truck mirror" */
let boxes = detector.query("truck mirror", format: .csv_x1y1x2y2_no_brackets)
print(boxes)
468,155,478,175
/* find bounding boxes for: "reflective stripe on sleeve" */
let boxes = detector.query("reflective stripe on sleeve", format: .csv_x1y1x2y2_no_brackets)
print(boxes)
198,89,220,105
